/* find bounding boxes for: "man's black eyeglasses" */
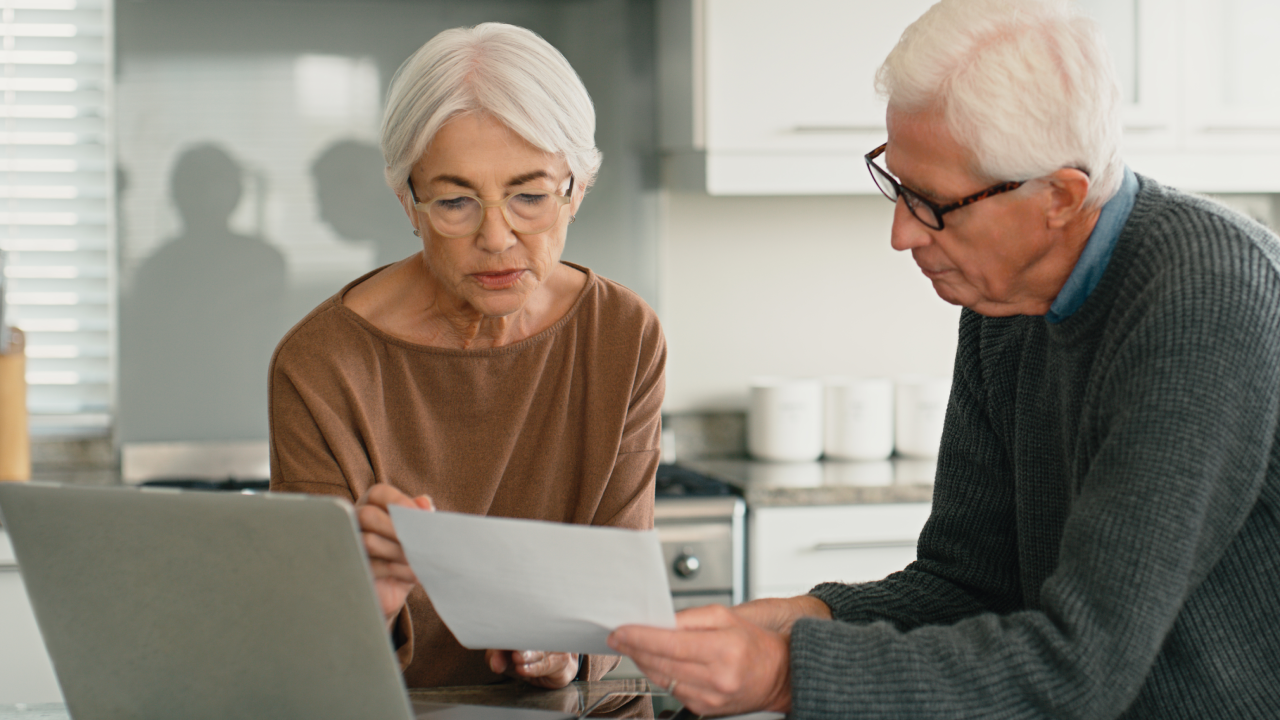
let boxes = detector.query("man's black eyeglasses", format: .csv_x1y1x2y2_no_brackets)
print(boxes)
864,143,1024,231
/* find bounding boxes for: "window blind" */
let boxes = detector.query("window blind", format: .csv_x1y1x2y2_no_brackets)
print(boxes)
0,0,112,435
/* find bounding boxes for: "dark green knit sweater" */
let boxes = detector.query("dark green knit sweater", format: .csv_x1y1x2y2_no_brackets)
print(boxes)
791,175,1280,719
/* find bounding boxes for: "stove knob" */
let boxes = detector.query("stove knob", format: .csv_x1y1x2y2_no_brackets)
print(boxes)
674,550,701,579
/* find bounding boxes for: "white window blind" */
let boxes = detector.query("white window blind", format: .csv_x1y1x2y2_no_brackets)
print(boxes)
0,0,112,435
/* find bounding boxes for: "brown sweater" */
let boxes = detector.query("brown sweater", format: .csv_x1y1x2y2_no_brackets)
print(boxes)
268,263,665,688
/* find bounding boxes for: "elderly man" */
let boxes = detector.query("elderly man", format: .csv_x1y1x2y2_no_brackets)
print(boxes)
608,0,1280,717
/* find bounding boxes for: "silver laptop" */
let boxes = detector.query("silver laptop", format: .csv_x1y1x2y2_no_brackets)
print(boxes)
0,482,417,720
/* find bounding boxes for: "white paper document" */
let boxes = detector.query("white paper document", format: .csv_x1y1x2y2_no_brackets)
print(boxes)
390,508,677,656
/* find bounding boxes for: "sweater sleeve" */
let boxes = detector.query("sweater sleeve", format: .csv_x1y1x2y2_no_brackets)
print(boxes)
580,314,667,681
267,330,361,502
268,323,417,670
791,250,1280,718
809,310,1024,629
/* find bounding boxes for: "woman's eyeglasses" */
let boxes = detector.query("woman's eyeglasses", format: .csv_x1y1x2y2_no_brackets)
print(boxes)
408,175,574,238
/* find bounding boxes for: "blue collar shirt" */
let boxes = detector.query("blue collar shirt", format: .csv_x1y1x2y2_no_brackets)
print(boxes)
1045,166,1139,324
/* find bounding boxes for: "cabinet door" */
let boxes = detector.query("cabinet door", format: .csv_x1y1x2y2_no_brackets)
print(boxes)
748,502,930,600
703,0,934,154
1183,0,1280,151
1078,0,1180,152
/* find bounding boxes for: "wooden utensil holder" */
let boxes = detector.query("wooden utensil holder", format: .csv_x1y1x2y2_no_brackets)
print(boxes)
0,327,30,482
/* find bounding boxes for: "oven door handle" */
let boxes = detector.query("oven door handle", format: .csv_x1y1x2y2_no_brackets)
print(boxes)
811,539,917,552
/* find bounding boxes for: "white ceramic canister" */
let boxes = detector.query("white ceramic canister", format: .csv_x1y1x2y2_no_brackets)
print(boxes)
823,376,894,461
894,376,952,459
748,376,824,462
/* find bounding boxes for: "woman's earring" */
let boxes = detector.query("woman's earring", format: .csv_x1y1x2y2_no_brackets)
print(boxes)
569,215,576,224
412,228,421,237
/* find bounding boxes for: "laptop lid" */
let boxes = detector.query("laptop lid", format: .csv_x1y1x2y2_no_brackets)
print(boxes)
0,483,414,720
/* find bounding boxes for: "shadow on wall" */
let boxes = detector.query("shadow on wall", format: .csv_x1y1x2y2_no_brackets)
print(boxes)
119,143,287,442
311,139,419,269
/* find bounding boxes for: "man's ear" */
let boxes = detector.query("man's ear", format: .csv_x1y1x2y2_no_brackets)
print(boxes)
1044,168,1091,230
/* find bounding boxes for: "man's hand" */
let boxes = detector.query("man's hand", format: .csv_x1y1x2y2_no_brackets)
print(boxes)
353,483,434,629
608,604,794,717
486,649,579,689
732,594,834,633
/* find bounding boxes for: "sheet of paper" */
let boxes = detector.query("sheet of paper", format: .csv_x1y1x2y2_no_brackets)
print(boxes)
390,508,676,656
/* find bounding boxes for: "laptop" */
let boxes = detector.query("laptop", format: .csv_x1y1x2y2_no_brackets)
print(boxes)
0,483,693,720
0,483,422,720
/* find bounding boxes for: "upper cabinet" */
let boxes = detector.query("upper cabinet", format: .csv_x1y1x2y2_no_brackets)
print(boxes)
661,0,1280,195
659,0,934,195
1090,0,1280,192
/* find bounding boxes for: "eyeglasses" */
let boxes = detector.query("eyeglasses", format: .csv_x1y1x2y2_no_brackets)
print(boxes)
864,143,1024,231
408,175,574,239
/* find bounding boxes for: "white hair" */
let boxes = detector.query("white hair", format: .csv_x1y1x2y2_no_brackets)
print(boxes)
380,23,602,197
876,0,1124,208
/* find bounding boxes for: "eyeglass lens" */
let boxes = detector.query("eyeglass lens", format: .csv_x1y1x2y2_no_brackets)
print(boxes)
867,160,941,230
429,192,562,237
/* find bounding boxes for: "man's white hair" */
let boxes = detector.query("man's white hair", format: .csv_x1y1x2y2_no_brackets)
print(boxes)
380,23,602,197
877,0,1124,208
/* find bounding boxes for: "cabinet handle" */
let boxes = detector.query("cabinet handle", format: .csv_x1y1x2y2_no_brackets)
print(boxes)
811,539,916,552
1198,125,1280,135
789,125,882,134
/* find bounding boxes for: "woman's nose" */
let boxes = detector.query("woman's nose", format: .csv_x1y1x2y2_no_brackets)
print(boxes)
475,205,517,253
889,199,933,252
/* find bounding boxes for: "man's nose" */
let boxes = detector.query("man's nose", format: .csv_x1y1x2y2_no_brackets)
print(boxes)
889,199,933,252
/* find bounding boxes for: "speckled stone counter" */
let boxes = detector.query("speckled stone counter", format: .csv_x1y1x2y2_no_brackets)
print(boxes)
0,679,674,719
681,457,937,507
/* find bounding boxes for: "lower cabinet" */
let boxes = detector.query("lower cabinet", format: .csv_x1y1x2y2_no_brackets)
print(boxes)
748,503,931,600
0,533,63,704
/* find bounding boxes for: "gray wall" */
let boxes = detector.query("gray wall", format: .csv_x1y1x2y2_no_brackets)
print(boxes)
115,0,659,444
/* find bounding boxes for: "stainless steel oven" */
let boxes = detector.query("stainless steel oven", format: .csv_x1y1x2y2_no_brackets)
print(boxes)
655,494,745,610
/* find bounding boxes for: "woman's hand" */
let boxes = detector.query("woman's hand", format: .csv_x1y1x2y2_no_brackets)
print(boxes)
486,649,579,689
353,483,434,629
607,604,794,717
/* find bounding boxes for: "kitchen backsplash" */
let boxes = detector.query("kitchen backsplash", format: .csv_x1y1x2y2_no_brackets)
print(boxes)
28,437,118,487
665,412,748,460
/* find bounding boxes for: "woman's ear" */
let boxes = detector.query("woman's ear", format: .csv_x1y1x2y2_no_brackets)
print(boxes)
569,177,586,217
1045,168,1091,230
394,185,420,232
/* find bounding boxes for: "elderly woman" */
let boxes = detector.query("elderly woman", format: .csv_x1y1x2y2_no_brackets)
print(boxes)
269,23,665,690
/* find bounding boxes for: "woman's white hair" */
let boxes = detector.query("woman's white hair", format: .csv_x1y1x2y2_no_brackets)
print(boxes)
877,0,1123,208
381,23,602,197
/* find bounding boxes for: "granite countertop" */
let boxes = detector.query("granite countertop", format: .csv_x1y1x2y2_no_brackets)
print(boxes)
0,679,672,719
680,456,937,507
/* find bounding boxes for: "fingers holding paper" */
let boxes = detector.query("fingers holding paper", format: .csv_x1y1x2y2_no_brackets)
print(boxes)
486,649,579,689
608,604,793,717
354,483,434,627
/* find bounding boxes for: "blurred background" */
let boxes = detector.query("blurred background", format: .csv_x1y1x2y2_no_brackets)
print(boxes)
1,0,1277,450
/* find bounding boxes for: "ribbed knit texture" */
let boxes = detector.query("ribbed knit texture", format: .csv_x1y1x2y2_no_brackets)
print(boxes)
792,176,1280,719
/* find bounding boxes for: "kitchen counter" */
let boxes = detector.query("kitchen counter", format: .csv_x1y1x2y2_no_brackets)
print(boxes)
680,457,936,507
0,679,670,719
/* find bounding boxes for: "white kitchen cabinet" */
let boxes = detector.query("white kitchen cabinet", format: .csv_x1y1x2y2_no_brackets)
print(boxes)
1182,0,1280,151
659,0,934,195
1081,0,1280,191
748,502,930,600
661,0,1280,195
0,531,63,704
